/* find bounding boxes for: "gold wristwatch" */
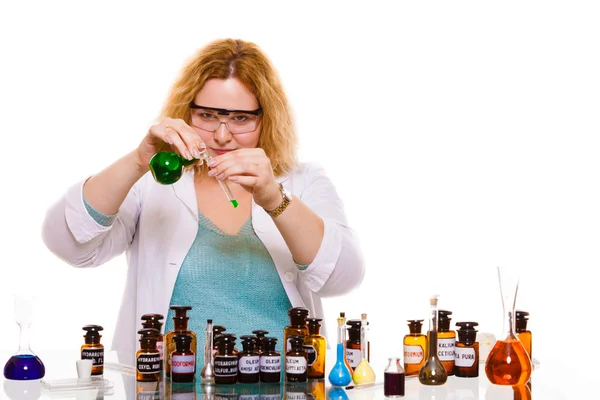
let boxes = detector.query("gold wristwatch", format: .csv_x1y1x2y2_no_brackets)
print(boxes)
265,183,292,218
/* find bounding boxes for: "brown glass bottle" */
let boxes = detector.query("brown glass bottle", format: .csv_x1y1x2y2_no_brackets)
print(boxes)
437,310,456,376
136,328,161,382
285,336,307,383
454,322,479,378
305,318,326,379
260,337,281,383
346,319,369,370
238,335,260,383
516,310,532,360
404,319,426,376
170,334,195,383
214,334,238,384
252,329,269,355
284,307,309,352
164,306,196,377
212,325,226,358
81,325,104,376
141,314,164,371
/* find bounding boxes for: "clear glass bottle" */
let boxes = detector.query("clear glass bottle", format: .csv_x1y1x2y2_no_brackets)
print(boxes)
454,322,479,378
284,307,309,352
164,306,196,378
81,325,104,376
136,328,161,382
515,310,532,360
305,318,326,379
351,313,376,385
418,296,447,385
384,357,405,397
484,267,532,386
437,310,456,376
403,319,426,376
199,319,215,384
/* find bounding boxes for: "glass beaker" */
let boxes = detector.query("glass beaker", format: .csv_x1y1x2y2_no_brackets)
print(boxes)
484,266,531,385
3,295,46,380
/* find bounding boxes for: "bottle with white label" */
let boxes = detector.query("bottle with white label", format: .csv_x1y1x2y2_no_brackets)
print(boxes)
437,309,456,376
346,319,369,370
404,319,427,376
170,334,195,383
214,334,238,384
260,337,281,383
141,314,164,371
238,335,260,383
136,328,161,382
285,336,307,383
81,325,104,376
454,321,479,378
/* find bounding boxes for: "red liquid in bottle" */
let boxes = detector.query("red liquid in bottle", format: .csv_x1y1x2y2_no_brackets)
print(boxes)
384,371,405,397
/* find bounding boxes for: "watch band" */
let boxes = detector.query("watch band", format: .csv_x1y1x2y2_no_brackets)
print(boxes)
265,183,291,218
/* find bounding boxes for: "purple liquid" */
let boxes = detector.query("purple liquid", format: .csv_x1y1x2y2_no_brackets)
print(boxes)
384,371,405,397
3,355,45,380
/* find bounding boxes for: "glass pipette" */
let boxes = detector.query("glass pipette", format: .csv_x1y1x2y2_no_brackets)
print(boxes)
197,149,239,208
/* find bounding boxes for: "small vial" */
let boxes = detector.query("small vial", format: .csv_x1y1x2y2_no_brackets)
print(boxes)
516,310,532,359
284,307,309,352
238,335,260,383
214,334,238,384
81,325,104,376
285,336,307,383
404,320,426,376
170,334,195,383
437,310,456,376
141,314,164,370
454,322,479,378
384,357,405,398
260,337,281,383
136,328,161,382
252,329,269,354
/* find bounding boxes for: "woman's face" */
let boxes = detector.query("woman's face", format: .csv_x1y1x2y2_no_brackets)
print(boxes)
190,78,261,157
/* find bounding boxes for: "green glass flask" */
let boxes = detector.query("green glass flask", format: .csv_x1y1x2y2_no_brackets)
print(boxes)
149,152,197,185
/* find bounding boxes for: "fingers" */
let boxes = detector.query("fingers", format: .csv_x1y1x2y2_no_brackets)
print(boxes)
152,118,206,160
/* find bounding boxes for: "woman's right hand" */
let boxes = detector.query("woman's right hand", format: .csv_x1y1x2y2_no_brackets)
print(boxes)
135,117,207,171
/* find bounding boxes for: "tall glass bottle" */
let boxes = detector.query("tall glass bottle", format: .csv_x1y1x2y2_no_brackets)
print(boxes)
418,296,447,385
141,314,164,371
328,315,352,387
339,312,353,374
351,313,376,385
200,319,215,384
437,310,455,376
164,306,196,378
404,319,426,376
484,267,532,386
515,310,532,360
305,318,326,379
284,307,309,352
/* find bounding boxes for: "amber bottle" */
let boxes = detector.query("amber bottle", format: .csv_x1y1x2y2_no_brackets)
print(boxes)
285,336,308,383
212,325,227,357
404,319,427,376
454,322,479,378
81,325,104,376
252,329,269,355
170,334,195,383
214,334,238,384
260,337,281,383
437,310,456,376
516,310,532,360
164,306,196,377
141,314,164,371
238,335,260,383
284,307,309,352
136,328,161,382
305,318,326,379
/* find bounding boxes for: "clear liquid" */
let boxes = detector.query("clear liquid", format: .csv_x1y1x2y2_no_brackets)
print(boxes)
3,354,45,380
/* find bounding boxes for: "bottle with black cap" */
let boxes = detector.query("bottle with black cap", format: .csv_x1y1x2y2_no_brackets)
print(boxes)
164,306,196,377
170,334,195,383
259,337,281,383
437,310,456,375
454,322,479,378
516,310,532,359
251,329,269,354
285,336,307,383
238,335,260,383
136,328,161,382
141,314,164,370
305,318,326,379
346,319,369,370
404,319,426,376
81,325,104,376
212,325,227,357
284,307,309,352
214,334,238,384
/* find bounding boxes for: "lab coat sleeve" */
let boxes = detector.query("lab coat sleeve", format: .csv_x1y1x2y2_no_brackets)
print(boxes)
297,163,365,297
41,176,143,268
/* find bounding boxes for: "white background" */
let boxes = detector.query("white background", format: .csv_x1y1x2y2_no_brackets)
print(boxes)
1,1,599,398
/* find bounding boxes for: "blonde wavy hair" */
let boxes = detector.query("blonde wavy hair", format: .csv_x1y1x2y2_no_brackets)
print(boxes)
160,38,297,177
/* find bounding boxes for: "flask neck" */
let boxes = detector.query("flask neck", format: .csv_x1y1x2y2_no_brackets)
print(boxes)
16,322,33,355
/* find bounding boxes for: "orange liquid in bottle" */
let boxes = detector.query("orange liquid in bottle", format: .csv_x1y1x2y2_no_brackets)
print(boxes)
484,338,531,386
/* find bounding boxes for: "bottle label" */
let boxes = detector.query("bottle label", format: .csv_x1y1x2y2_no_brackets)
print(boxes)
81,348,104,366
214,355,238,376
156,341,164,360
438,338,456,361
346,348,361,367
239,355,260,374
303,344,317,366
171,355,195,373
260,355,281,372
285,356,307,374
137,391,160,400
455,346,477,367
136,352,161,374
285,392,308,400
403,344,424,364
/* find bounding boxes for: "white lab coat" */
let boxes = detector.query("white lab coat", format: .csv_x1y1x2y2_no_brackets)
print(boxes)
42,162,364,364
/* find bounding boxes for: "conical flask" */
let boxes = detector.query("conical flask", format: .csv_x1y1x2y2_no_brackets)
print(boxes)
484,266,532,386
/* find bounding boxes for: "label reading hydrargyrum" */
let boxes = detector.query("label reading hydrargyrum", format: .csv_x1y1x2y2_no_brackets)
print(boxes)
438,338,456,361
171,355,195,374
455,347,477,367
81,348,104,366
303,345,317,366
346,348,361,368
136,352,161,374
239,355,260,374
214,355,238,377
404,345,424,364
285,356,307,374
260,355,281,372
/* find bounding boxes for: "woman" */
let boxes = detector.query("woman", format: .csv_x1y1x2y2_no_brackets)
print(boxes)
42,38,364,366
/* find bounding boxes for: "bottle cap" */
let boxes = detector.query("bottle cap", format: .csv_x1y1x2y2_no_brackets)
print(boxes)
438,310,453,331
455,321,479,345
515,310,529,332
407,320,424,334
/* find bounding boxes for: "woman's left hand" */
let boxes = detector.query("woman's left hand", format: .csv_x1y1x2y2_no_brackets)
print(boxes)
207,148,282,210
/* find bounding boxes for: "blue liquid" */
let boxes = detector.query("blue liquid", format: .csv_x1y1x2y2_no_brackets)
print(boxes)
3,355,45,380
328,343,352,387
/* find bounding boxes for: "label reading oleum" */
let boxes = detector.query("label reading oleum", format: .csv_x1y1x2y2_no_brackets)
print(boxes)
285,356,307,374
346,348,361,368
404,345,424,364
260,355,281,372
455,347,477,367
239,356,260,374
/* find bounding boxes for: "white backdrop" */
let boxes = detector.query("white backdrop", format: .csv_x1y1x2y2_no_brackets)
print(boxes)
1,1,599,398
